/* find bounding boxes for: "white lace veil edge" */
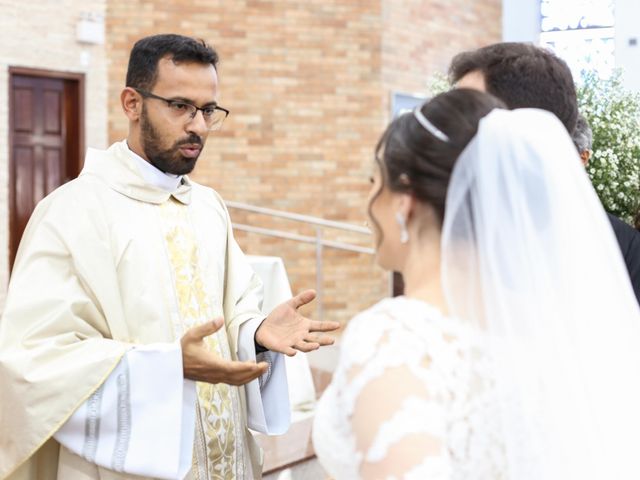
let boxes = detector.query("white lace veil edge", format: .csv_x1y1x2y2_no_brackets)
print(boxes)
441,108,640,479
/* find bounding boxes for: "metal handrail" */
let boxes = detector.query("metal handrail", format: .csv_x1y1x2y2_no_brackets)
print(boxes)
226,200,371,234
232,223,375,255
226,201,374,320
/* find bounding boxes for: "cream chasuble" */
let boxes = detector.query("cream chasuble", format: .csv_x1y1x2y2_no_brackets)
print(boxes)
0,140,287,480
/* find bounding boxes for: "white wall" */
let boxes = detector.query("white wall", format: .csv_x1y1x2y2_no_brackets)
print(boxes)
502,0,540,43
503,0,639,92
615,0,640,93
0,1,108,307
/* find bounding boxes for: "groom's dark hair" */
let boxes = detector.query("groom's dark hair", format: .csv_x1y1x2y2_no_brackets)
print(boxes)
449,42,578,134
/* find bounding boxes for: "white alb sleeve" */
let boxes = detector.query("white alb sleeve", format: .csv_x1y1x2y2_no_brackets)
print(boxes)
54,342,196,480
237,317,290,434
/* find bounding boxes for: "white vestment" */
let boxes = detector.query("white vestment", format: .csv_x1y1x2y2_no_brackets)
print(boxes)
0,140,290,480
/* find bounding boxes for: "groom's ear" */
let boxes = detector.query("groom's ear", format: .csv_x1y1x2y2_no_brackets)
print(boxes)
580,149,591,166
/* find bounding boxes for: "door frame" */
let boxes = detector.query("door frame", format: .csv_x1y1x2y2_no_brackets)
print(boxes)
8,67,85,268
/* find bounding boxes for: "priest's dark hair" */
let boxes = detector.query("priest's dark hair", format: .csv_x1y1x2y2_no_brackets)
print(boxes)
125,34,219,91
449,42,578,134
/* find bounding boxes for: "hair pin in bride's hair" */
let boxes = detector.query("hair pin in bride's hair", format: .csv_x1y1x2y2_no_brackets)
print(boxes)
413,106,450,143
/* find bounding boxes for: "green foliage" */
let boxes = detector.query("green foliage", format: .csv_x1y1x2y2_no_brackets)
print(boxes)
578,71,640,224
427,72,451,97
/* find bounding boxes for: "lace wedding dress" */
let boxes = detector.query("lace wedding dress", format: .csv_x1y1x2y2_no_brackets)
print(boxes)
313,296,506,479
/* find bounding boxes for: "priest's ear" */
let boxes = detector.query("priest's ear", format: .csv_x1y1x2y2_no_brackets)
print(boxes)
121,87,143,121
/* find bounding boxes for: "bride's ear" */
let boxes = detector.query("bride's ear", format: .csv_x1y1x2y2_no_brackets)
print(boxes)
394,173,415,220
394,193,415,221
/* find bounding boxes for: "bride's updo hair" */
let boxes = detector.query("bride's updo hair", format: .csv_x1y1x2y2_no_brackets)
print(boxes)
371,89,505,228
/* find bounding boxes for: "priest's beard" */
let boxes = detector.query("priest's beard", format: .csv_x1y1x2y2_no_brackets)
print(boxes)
140,107,203,175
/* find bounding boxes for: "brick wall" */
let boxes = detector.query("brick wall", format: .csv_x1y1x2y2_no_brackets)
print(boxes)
382,0,502,98
0,1,108,308
106,0,501,326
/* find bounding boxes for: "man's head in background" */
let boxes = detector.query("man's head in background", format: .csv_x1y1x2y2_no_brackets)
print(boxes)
449,42,578,134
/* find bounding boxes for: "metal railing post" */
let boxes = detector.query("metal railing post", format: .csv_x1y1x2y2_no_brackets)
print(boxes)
315,227,324,321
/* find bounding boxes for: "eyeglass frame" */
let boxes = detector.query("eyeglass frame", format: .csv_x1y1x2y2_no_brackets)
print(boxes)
133,88,230,130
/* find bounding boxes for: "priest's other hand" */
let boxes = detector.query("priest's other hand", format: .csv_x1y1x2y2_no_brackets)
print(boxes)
181,318,268,386
254,289,340,356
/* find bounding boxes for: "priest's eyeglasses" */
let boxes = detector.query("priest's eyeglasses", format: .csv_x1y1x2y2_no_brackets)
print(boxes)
134,88,230,131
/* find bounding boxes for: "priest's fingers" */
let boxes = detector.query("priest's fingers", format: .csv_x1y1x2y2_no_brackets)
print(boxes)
305,333,335,347
183,318,224,342
230,361,268,385
294,340,320,353
282,346,298,357
213,360,268,386
308,319,340,333
287,289,316,309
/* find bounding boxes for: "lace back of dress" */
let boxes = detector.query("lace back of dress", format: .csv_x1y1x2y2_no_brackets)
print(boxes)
333,298,506,479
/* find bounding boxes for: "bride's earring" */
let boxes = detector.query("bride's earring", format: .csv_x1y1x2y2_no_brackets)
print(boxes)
395,212,409,244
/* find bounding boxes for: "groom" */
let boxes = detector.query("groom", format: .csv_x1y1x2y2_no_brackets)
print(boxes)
448,42,640,305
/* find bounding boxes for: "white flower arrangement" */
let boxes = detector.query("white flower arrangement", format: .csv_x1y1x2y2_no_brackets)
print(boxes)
578,71,640,225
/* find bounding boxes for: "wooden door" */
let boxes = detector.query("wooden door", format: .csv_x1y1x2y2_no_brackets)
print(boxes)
9,70,83,269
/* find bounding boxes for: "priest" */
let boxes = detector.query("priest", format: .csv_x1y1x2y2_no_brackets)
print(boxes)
0,33,339,480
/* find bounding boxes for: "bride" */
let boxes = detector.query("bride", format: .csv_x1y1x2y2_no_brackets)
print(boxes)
312,88,640,479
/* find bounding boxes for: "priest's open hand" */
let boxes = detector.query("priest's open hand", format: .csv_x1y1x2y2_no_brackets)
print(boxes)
254,289,340,356
181,318,268,386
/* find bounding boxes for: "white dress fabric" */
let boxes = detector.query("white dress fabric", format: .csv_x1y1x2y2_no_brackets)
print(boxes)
313,296,506,480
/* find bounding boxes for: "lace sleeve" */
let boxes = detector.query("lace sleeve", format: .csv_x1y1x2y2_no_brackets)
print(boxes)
337,307,452,479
